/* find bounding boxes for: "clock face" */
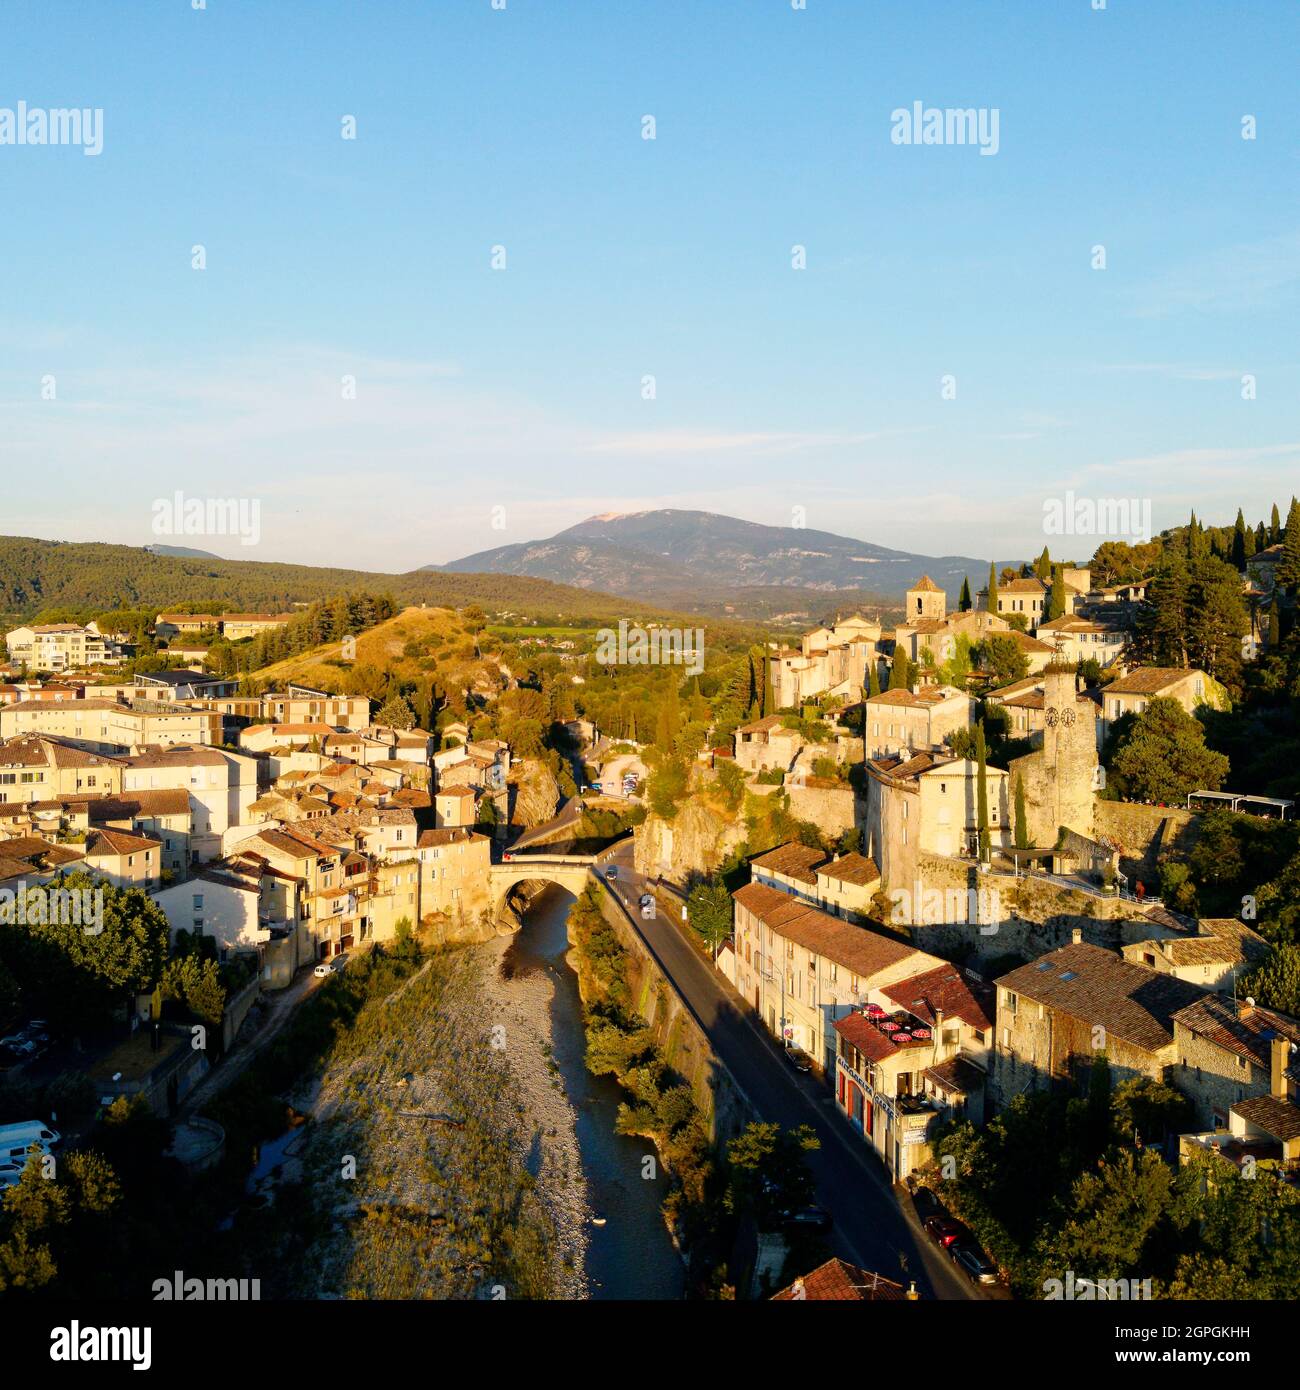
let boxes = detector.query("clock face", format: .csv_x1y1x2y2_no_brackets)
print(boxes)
1045,707,1058,728
1062,707,1077,728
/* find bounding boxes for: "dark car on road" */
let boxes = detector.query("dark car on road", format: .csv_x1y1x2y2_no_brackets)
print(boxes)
924,1215,970,1250
782,1045,812,1073
950,1241,999,1285
781,1206,832,1233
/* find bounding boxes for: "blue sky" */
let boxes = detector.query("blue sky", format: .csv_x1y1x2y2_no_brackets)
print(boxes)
1,0,1297,571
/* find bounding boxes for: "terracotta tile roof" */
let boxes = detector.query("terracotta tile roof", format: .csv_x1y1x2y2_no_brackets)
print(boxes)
1231,1095,1300,1142
771,1257,908,1301
733,882,920,981
417,827,487,848
924,1054,987,1095
86,826,160,857
737,714,792,735
124,745,228,768
910,575,942,593
832,1011,900,1062
883,962,994,1032
68,789,191,820
999,577,1047,594
995,943,1206,1053
1105,667,1199,695
751,842,828,885
815,852,881,888
1171,995,1300,1068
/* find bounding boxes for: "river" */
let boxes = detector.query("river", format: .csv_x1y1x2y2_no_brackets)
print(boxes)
503,884,686,1300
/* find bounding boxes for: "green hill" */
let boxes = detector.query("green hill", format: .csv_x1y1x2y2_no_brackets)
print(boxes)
0,534,706,627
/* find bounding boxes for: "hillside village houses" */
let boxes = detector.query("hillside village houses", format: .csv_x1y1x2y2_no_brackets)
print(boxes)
0,633,523,982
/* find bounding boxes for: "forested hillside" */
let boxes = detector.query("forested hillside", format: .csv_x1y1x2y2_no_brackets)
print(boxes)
0,535,695,626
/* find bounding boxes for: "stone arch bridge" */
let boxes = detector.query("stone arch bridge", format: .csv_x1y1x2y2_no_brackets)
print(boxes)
489,850,605,912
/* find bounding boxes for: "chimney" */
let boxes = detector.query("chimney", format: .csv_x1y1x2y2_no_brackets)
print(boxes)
1239,995,1256,1021
1272,1036,1290,1100
934,1007,945,1044
1071,926,1083,945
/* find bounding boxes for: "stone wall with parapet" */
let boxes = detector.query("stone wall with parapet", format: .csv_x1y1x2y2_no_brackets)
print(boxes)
903,852,1155,969
1094,799,1200,876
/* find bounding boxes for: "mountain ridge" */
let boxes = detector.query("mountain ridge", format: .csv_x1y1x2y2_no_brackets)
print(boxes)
434,508,1011,602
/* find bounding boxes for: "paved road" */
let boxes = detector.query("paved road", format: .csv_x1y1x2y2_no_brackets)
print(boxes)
600,841,980,1301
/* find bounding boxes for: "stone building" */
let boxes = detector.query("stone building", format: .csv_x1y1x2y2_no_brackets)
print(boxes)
1168,994,1300,1132
990,940,1206,1109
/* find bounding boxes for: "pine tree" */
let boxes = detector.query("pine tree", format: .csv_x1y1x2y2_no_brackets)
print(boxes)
958,576,972,612
1136,546,1190,668
985,562,999,616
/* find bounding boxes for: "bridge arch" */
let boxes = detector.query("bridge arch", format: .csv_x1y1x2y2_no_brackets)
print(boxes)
489,854,600,917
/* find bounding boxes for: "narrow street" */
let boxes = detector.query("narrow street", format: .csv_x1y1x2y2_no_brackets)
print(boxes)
599,840,985,1301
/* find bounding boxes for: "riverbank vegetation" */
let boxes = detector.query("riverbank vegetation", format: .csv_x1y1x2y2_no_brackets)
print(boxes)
565,884,824,1297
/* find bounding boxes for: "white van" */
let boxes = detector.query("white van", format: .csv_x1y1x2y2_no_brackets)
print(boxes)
0,1120,61,1165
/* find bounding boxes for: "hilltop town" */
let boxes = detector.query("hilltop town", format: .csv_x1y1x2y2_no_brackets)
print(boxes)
1,502,1299,1305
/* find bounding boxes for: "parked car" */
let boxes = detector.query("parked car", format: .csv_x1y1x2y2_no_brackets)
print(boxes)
924,1215,970,1250
313,962,334,979
0,1162,25,1189
332,955,349,972
782,1045,813,1073
605,866,619,881
950,1241,999,1285
781,1206,832,1233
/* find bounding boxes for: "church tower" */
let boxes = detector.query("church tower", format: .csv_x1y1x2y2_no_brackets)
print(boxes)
905,575,946,623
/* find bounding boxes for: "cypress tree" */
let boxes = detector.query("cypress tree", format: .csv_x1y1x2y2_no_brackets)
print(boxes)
889,650,911,691
1014,773,1029,850
867,662,881,698
985,562,999,616
1035,546,1052,581
1047,563,1066,620
762,652,776,717
958,576,972,612
1271,502,1282,544
1279,498,1300,593
975,720,990,862
1268,597,1282,648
